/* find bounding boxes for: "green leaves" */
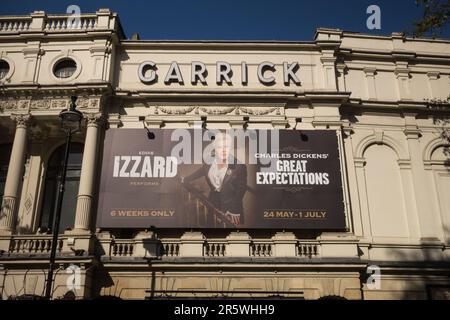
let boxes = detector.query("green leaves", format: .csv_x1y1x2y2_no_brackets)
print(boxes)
413,0,450,37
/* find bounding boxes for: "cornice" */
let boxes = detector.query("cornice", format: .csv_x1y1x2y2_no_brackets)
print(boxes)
118,40,319,51
337,47,450,63
0,82,113,96
114,88,299,100
342,98,450,114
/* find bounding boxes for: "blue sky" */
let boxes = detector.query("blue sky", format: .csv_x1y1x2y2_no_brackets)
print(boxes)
1,0,449,40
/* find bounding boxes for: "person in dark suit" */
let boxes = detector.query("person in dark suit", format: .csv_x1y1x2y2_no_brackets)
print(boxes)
182,131,247,226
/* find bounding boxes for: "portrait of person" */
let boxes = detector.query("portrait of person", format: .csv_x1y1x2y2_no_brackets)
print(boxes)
182,131,248,226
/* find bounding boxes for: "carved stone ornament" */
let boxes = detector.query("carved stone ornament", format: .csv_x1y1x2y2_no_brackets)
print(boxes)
151,105,283,116
198,107,236,115
0,99,18,112
11,113,31,127
239,106,281,116
84,112,105,127
156,106,196,115
30,98,51,110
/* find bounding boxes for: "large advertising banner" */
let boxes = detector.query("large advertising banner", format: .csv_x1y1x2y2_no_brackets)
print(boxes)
96,129,346,229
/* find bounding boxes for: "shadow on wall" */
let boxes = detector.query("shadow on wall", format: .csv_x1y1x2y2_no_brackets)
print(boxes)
89,225,449,300
1,269,47,299
91,261,117,298
362,225,450,300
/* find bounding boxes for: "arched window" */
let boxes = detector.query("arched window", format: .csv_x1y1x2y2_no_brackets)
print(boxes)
39,143,84,233
363,144,409,237
0,144,12,204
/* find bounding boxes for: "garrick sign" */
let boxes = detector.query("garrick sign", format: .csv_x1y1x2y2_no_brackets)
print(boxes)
138,61,301,86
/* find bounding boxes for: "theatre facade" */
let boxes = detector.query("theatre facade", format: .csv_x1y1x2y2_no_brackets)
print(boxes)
0,9,449,300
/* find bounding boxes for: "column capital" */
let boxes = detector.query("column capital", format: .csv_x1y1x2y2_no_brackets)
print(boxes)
271,119,289,129
341,121,354,136
229,120,247,129
336,62,347,72
363,67,377,76
188,119,205,128
84,112,105,128
320,56,336,65
145,117,164,128
426,71,440,80
22,47,45,57
107,113,122,128
11,113,31,128
394,67,410,78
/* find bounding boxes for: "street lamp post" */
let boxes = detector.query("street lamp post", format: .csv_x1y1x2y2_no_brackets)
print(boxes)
44,96,83,300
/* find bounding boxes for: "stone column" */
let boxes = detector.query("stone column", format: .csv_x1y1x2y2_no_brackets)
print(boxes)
0,113,30,234
72,113,103,232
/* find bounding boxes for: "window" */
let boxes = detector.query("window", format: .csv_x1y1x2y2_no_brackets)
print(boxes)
0,144,12,204
39,143,84,233
0,60,10,80
53,59,77,79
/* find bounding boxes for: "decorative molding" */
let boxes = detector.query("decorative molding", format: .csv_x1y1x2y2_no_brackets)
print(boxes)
152,105,283,117
284,186,305,193
30,97,51,110
0,98,18,112
199,107,236,115
373,129,383,143
240,106,280,116
77,96,100,109
0,95,102,113
354,131,409,159
156,106,196,115
423,137,450,161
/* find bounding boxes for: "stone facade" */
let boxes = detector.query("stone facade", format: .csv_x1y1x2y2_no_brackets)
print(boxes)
0,9,449,300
